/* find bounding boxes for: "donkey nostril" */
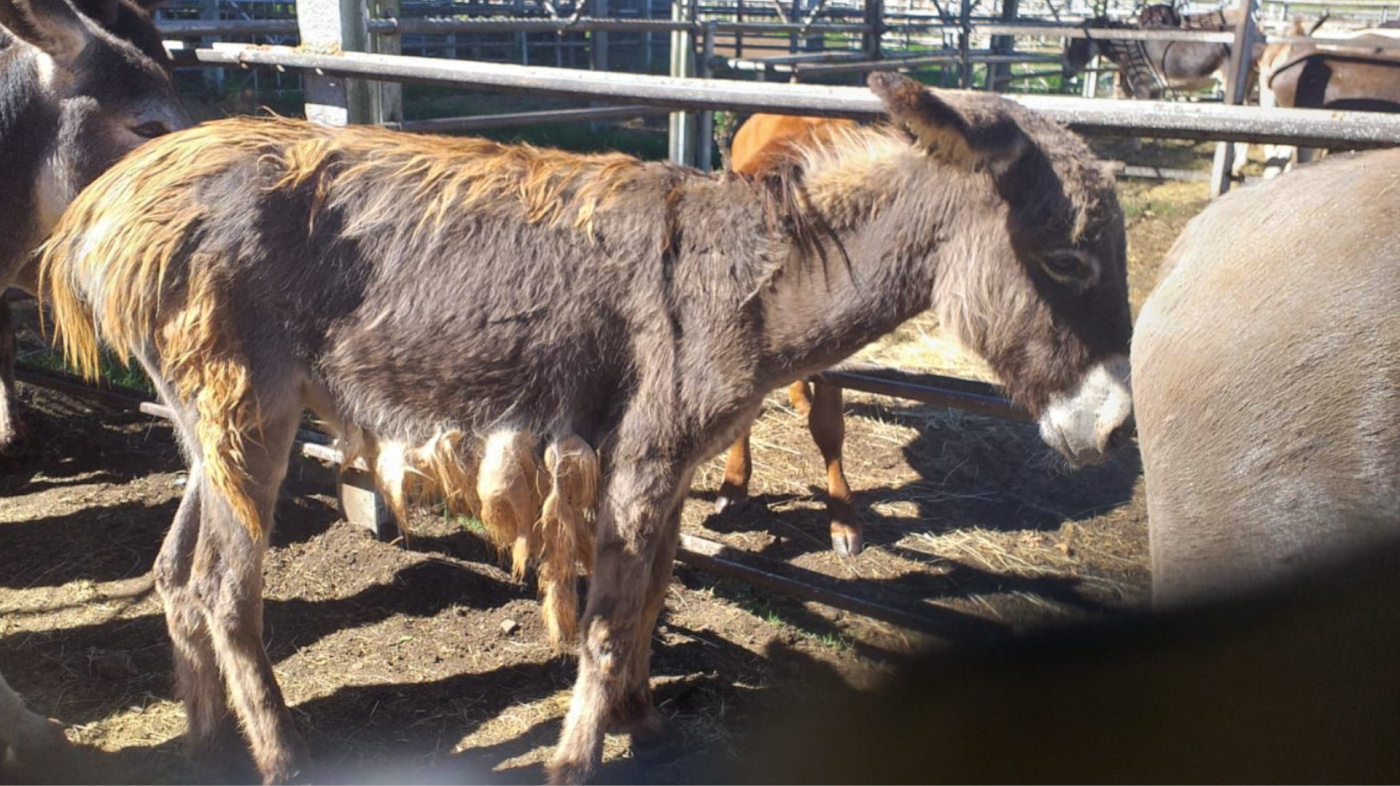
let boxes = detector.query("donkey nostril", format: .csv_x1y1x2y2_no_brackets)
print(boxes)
1105,421,1135,452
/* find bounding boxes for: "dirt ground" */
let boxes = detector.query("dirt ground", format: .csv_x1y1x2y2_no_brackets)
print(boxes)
0,139,1214,784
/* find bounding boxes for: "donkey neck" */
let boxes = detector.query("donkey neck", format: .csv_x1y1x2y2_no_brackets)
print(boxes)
752,140,992,387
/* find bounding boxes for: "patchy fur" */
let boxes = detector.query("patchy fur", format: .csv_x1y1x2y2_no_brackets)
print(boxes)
40,75,1131,783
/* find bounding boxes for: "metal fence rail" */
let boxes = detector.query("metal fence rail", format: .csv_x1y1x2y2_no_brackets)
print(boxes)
197,45,1400,148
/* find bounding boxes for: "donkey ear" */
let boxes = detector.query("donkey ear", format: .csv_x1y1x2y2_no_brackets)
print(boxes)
0,0,94,62
867,71,1026,172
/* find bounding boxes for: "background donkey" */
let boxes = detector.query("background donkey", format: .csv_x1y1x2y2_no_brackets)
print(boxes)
1134,148,1400,607
1258,19,1400,174
0,0,186,453
715,112,869,555
42,72,1132,783
1061,5,1244,100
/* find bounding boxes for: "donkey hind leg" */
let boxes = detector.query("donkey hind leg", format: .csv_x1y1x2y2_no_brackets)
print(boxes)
150,361,309,785
153,460,243,767
714,430,752,514
787,379,814,416
547,461,684,785
809,383,859,556
203,398,307,784
0,298,25,455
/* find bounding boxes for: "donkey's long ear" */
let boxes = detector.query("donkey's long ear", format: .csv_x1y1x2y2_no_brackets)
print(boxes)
0,0,94,62
868,71,1026,172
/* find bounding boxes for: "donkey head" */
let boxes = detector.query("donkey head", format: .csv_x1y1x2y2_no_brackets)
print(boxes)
868,72,1132,467
0,0,189,235
1062,30,1102,78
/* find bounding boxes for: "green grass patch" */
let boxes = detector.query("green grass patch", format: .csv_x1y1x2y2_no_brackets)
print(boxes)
19,347,154,395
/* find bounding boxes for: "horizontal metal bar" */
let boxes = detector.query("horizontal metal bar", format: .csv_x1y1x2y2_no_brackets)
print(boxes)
812,369,1032,422
793,51,1061,74
195,46,1400,147
158,19,299,36
386,104,667,133
1112,162,1212,181
158,16,1400,52
675,533,1006,638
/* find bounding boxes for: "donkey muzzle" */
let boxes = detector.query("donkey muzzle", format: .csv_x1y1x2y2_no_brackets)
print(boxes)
1038,355,1133,468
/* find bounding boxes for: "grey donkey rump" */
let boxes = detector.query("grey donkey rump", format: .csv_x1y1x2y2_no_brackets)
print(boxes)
1135,147,1400,606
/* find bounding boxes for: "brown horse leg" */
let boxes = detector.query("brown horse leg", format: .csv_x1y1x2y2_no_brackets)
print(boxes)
548,458,683,784
0,298,25,455
714,431,751,514
715,381,817,514
787,379,814,416
809,383,859,556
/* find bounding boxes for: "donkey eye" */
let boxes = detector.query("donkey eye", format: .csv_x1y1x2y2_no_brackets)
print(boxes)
130,121,171,139
1041,250,1097,286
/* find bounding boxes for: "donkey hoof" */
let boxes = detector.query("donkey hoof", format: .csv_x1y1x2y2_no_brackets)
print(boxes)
831,530,864,558
629,714,676,766
546,756,597,786
713,492,748,516
0,424,29,457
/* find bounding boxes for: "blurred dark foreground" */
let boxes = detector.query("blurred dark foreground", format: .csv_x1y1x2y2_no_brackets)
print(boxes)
725,545,1400,784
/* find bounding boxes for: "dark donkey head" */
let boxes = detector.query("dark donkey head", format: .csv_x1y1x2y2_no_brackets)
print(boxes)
1062,18,1114,78
0,0,188,253
863,73,1132,464
0,0,186,452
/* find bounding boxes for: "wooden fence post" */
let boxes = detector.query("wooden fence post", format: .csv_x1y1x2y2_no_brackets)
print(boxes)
298,0,389,536
1211,0,1259,197
369,0,403,124
297,0,374,126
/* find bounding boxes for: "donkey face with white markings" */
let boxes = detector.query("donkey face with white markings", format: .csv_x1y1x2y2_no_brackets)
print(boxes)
0,0,188,451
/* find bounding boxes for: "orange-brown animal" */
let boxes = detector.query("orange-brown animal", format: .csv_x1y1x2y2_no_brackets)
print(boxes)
717,113,866,556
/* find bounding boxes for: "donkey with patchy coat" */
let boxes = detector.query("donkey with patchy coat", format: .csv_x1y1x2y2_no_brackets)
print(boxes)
42,72,1133,783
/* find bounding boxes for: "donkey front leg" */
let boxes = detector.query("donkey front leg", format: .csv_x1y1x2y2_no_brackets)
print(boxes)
0,298,24,454
808,383,859,556
547,461,685,784
0,669,67,770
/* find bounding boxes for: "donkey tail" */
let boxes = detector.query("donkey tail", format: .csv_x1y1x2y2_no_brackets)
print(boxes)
39,126,276,543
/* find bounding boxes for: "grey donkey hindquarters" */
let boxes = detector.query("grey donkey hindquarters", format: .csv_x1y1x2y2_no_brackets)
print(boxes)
1135,147,1400,606
41,72,1133,783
